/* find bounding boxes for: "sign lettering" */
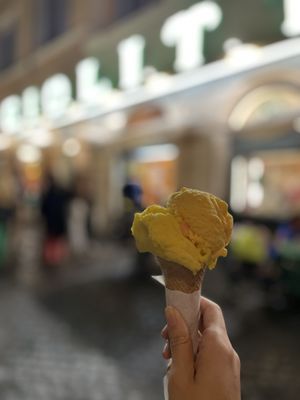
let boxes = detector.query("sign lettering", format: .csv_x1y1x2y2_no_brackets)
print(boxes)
161,1,222,71
281,0,300,36
41,74,72,119
117,35,145,90
0,0,299,135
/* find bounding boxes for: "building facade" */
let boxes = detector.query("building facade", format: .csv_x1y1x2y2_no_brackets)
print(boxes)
0,0,161,98
2,0,300,233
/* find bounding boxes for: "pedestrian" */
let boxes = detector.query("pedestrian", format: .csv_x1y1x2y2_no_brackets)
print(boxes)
68,175,92,256
161,297,241,400
40,173,71,267
121,180,144,241
120,181,153,278
0,168,17,268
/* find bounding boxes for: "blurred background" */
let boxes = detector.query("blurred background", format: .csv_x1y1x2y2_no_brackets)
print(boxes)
0,0,300,399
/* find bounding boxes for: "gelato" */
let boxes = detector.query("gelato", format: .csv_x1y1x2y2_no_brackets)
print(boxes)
131,187,233,274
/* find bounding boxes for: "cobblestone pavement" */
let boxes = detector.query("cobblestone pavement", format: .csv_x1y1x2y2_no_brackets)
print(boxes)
236,310,300,400
0,278,166,400
0,225,167,400
0,227,299,399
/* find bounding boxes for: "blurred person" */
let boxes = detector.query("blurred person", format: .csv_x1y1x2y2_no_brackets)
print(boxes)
68,175,92,256
274,216,300,245
230,222,270,280
272,216,300,299
40,173,72,267
161,297,241,400
272,216,300,265
0,169,18,268
117,180,154,278
122,180,143,227
113,180,143,242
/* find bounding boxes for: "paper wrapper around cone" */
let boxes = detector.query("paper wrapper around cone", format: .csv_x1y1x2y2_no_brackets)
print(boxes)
157,257,206,354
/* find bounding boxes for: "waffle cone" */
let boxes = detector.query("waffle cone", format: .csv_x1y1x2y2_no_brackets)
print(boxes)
157,257,205,293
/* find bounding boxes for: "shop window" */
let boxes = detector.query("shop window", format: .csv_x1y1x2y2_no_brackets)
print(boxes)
0,28,15,71
230,156,264,213
116,0,160,20
231,150,300,218
247,158,265,208
126,143,179,206
230,156,248,213
37,0,69,45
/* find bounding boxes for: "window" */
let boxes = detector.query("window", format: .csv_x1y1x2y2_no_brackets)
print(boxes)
230,150,300,218
126,144,179,206
37,0,69,45
230,156,265,214
116,0,160,20
0,28,15,71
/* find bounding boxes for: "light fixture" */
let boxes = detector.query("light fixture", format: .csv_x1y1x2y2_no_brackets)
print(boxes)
16,144,41,163
103,112,127,131
25,128,53,148
0,135,12,151
62,138,81,157
145,71,173,93
225,41,261,67
132,144,179,163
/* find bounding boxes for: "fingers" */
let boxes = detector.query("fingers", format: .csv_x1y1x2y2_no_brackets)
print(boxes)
161,299,228,363
162,325,202,359
195,298,234,383
165,306,194,380
200,297,227,333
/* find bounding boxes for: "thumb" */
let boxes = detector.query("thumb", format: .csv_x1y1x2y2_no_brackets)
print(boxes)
165,306,194,380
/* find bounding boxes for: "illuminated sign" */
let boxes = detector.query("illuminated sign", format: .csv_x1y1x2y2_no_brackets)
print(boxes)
117,35,146,90
0,0,299,135
22,87,40,127
41,74,72,119
282,0,300,36
161,1,222,71
0,95,22,133
76,58,112,104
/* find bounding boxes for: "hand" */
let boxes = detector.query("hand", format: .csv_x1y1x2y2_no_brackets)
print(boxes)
161,297,241,400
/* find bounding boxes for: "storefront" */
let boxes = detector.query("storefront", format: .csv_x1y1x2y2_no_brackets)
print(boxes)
2,0,300,232
123,143,179,206
226,73,300,220
48,45,300,233
230,122,300,221
73,0,300,231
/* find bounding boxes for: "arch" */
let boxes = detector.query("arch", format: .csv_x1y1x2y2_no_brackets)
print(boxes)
227,71,300,132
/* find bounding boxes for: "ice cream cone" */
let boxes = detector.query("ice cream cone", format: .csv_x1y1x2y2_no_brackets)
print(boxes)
157,257,206,293
157,257,206,355
131,187,233,400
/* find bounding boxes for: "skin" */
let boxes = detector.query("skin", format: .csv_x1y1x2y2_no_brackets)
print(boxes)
161,297,241,400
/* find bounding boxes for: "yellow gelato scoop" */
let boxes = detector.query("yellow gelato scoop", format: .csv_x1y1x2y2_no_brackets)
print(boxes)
131,187,233,273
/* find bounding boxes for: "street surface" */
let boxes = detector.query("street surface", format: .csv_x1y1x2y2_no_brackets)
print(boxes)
0,229,299,400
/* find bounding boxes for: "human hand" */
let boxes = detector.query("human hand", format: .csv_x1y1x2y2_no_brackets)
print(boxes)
161,297,241,400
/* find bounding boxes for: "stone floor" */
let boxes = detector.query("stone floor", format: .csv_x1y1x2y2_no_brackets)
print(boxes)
0,228,299,399
0,277,166,400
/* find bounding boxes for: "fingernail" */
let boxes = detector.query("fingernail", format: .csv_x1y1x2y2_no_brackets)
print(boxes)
162,342,168,355
161,325,167,338
165,306,177,328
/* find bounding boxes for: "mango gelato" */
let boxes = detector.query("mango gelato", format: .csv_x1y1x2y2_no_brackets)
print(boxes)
131,187,233,273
